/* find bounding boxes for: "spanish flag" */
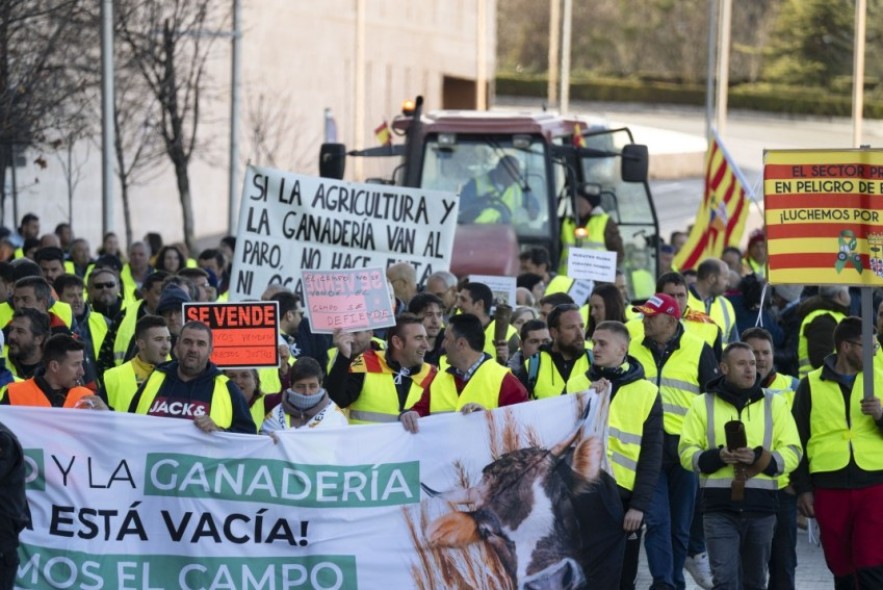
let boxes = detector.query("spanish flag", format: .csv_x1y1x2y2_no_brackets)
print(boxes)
374,120,391,146
572,123,586,148
674,129,751,271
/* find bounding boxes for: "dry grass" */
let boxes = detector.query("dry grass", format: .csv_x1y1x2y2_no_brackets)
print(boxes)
404,392,604,588
404,501,514,589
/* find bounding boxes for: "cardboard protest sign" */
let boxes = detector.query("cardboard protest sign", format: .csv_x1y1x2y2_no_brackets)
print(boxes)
183,301,279,368
568,279,595,306
764,149,883,285
301,268,396,334
468,274,517,307
567,247,617,283
229,167,459,302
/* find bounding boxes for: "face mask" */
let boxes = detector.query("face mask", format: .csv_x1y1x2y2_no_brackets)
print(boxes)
286,388,323,411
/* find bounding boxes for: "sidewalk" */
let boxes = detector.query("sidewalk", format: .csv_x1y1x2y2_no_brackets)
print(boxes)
635,529,833,588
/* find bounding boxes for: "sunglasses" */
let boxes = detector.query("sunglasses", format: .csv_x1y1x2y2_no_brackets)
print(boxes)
92,281,117,289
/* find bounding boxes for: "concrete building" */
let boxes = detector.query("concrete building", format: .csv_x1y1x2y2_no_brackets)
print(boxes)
7,0,495,251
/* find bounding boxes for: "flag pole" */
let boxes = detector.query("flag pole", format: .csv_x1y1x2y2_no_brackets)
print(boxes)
709,127,763,218
852,0,866,148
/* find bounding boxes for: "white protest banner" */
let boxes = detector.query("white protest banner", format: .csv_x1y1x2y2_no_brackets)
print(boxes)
567,247,618,283
5,390,625,589
469,274,517,307
301,268,396,334
229,166,459,303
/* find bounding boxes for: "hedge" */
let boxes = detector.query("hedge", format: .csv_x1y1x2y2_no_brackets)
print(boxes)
496,74,883,119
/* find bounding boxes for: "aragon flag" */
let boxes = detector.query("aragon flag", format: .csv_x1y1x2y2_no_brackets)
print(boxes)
573,123,587,148
674,128,752,271
374,120,392,146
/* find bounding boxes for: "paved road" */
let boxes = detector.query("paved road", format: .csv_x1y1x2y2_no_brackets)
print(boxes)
498,97,845,587
634,525,833,589
499,96,883,245
581,100,840,587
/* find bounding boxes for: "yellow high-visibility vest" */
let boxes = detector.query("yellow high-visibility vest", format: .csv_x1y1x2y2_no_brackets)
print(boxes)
797,309,845,378
347,350,436,424
630,332,705,436
429,358,507,414
558,214,609,274
806,369,883,474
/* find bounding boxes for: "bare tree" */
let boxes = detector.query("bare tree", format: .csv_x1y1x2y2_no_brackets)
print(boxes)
0,0,94,225
51,123,92,224
244,90,319,173
117,0,225,253
110,30,167,247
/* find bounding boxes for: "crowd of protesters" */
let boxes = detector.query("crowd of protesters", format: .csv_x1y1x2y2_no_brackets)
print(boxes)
1,211,881,590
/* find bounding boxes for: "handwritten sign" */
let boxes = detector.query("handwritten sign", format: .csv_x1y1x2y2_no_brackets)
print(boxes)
468,274,517,307
567,248,617,283
764,149,883,286
302,268,396,334
229,167,459,302
183,301,279,368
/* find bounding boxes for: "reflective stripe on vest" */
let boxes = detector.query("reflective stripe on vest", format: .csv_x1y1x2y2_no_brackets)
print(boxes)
630,332,704,435
529,350,591,399
429,358,508,414
6,379,91,408
764,372,799,488
807,369,883,473
347,350,436,425
689,391,784,490
798,310,845,378
607,379,658,492
135,371,234,429
766,372,797,410
687,290,735,345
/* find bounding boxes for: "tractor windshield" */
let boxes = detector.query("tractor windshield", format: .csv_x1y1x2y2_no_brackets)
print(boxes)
581,128,659,301
419,135,552,241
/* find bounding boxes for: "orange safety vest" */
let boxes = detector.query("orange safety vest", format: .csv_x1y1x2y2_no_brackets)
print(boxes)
6,378,92,408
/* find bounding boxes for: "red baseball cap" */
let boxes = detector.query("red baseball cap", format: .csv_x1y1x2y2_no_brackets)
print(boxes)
632,293,681,319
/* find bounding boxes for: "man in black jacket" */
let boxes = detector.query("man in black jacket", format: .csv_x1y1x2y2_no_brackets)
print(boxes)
128,321,254,434
0,421,30,590
792,317,883,589
568,320,663,590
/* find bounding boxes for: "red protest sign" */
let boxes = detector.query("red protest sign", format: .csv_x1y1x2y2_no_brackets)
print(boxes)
183,301,279,368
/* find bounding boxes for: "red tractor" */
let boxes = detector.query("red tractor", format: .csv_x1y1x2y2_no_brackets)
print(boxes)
320,97,659,301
